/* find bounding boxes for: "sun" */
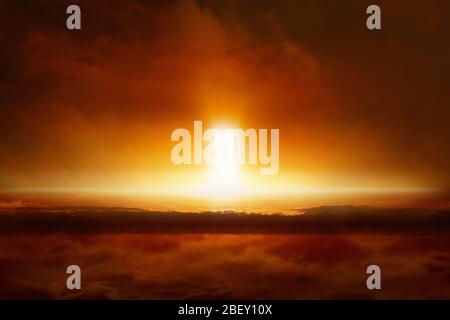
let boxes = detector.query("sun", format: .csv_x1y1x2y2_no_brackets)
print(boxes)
208,163,241,187
204,125,242,187
182,122,254,200
193,130,246,199
207,130,242,187
199,163,244,200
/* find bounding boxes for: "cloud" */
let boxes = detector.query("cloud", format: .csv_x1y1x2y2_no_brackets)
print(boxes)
0,206,448,299
1,206,449,234
0,232,449,299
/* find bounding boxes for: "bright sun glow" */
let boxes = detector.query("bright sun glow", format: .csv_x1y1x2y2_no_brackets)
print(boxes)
191,130,246,199
201,163,244,200
209,164,241,187
205,130,244,199
206,125,242,188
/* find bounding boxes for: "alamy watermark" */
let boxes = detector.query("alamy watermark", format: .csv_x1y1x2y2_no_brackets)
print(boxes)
171,121,279,175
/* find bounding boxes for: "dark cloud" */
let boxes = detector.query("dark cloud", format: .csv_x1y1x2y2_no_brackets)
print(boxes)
0,206,449,234
0,233,448,299
266,235,367,263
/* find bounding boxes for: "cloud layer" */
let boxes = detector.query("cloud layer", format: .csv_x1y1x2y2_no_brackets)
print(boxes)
0,233,449,299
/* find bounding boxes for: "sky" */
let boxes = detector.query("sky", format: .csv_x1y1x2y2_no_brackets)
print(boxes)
0,0,450,211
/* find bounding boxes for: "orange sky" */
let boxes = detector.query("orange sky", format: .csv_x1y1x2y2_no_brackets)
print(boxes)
0,0,449,211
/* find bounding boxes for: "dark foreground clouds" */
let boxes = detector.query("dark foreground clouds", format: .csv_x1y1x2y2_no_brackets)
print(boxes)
0,206,449,234
0,233,449,299
0,206,449,299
